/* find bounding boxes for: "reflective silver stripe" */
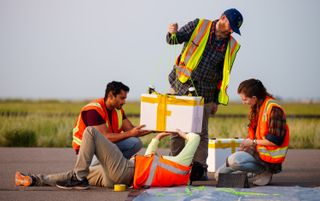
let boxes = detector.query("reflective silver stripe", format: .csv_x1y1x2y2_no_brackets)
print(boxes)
263,100,280,122
229,37,236,70
175,65,191,77
228,37,240,72
115,109,123,129
72,135,82,145
72,115,82,135
144,156,190,187
230,37,236,51
158,162,190,175
258,147,288,158
184,19,211,63
85,102,103,110
144,156,159,186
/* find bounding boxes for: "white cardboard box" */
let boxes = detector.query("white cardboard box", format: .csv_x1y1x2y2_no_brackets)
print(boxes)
207,138,244,172
140,94,204,133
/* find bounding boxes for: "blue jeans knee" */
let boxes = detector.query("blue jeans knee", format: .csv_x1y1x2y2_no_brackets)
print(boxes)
116,137,142,159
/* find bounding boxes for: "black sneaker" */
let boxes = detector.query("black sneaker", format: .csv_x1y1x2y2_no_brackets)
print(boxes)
198,170,209,181
56,173,89,190
190,162,208,182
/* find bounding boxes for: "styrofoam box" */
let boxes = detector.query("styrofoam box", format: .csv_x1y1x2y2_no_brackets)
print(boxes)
140,94,204,133
207,138,244,172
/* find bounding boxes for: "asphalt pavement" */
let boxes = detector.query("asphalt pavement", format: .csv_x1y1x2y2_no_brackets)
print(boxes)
0,147,319,201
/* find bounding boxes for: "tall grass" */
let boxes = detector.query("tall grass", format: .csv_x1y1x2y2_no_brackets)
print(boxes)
207,117,320,149
216,101,320,115
0,114,74,147
0,100,319,148
287,118,320,149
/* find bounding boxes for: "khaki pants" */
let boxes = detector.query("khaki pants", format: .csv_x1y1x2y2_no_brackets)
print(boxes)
34,127,134,187
170,102,213,169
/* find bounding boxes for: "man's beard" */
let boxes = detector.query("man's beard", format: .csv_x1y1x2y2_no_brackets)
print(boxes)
216,23,230,39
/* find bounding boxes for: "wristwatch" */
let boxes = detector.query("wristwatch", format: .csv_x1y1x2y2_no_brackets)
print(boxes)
253,139,257,146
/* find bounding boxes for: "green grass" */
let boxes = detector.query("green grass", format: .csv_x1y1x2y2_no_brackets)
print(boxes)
207,117,320,149
0,114,74,147
0,99,319,148
217,101,320,115
2,99,320,116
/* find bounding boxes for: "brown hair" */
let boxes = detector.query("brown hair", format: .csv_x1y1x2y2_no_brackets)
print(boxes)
237,79,273,128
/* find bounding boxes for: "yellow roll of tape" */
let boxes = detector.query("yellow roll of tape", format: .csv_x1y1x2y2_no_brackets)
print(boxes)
114,184,126,192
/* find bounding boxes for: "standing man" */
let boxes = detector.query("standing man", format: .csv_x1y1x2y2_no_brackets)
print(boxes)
166,8,243,179
72,81,149,159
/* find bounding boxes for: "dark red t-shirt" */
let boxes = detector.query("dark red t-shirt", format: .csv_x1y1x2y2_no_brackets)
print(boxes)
82,109,127,126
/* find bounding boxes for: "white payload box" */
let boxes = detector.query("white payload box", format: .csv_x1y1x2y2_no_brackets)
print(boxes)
207,138,244,172
140,93,204,133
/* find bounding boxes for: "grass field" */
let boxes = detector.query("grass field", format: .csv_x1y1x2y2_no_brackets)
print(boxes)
0,99,319,149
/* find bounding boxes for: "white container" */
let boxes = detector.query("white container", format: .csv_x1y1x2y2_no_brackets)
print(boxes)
140,94,204,133
207,138,244,172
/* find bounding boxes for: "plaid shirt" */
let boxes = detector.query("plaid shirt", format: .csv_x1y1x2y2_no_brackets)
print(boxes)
266,107,287,146
167,19,229,103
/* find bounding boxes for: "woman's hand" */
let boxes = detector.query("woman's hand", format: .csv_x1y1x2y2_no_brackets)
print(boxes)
242,138,254,147
176,129,188,140
155,132,172,141
239,138,255,152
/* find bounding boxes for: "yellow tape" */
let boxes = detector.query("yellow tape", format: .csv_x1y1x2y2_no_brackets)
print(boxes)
208,140,241,153
114,184,126,192
141,95,204,106
156,95,167,131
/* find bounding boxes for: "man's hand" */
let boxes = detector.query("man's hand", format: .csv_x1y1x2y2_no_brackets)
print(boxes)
129,125,152,137
168,23,178,34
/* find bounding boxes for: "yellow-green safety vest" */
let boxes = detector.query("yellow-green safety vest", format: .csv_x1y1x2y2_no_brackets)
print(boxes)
175,19,240,105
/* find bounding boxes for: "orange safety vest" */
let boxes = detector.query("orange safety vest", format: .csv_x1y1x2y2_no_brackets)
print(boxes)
174,19,240,105
247,97,290,164
133,155,191,189
72,98,123,152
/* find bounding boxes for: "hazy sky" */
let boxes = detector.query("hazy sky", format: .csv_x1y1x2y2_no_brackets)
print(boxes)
1,0,320,101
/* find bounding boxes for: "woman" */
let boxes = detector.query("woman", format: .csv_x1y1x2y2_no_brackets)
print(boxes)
215,78,290,186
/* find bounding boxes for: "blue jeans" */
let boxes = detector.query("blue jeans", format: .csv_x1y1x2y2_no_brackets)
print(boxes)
115,137,142,159
90,137,142,166
215,151,266,179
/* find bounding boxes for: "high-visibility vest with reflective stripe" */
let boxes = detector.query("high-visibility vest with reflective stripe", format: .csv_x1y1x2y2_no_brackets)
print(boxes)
175,19,212,83
248,97,290,164
174,19,240,105
217,35,240,105
72,98,123,152
133,155,191,189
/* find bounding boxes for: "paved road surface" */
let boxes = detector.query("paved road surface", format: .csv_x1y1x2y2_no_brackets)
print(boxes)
0,148,319,201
